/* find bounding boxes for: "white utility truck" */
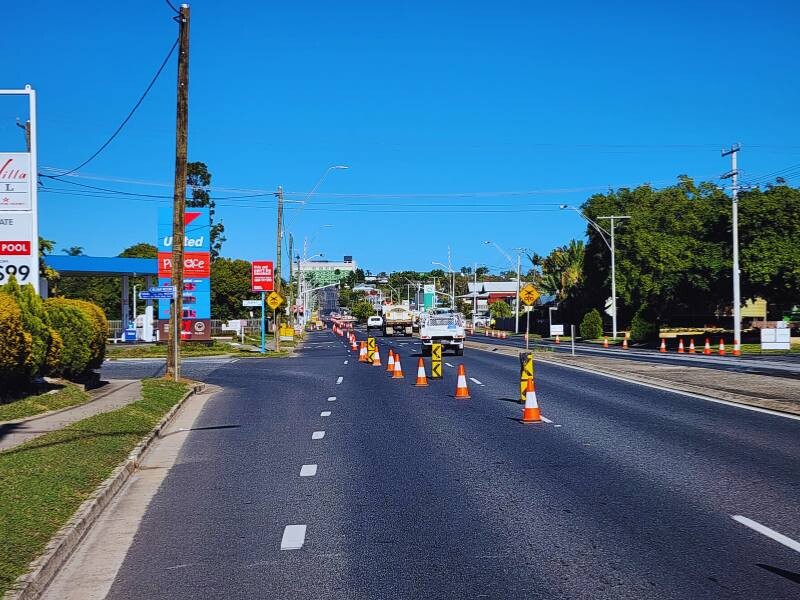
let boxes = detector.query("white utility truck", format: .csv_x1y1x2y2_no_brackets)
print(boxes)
382,305,414,336
419,309,466,355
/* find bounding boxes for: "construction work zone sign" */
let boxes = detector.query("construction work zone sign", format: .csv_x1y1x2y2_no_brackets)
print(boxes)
431,344,443,379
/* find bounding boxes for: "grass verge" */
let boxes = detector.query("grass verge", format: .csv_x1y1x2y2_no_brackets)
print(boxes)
0,384,90,423
106,340,298,359
0,378,188,596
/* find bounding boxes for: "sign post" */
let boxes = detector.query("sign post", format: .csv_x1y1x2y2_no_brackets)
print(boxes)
261,292,266,353
252,261,275,354
265,291,284,352
0,86,38,294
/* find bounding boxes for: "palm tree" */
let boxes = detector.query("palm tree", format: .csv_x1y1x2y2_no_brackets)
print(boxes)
540,240,584,301
62,246,84,256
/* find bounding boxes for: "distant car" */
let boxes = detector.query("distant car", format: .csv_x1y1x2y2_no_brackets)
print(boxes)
472,315,489,327
367,315,383,330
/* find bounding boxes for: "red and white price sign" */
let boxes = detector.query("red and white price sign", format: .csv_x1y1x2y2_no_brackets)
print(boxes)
0,213,35,285
252,260,274,292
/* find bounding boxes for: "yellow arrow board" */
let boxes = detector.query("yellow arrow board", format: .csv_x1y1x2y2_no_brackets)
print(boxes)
519,284,540,306
266,291,284,311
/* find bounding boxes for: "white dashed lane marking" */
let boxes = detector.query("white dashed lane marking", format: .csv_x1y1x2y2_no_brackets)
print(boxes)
327,396,336,402
732,515,800,554
312,431,325,440
320,411,331,417
336,376,343,384
469,377,484,386
445,363,455,368
300,464,318,477
280,525,307,550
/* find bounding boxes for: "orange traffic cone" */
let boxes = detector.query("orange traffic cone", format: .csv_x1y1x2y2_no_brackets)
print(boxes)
689,338,696,354
386,349,395,373
703,338,712,355
350,336,358,352
718,338,726,356
454,364,471,399
678,339,685,353
603,337,609,348
555,335,561,344
392,354,404,379
359,341,367,362
521,379,542,423
733,340,741,357
372,347,383,366
660,339,667,353
622,337,629,350
414,358,428,386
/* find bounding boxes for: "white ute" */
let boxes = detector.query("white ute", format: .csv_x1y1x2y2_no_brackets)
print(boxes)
419,309,466,355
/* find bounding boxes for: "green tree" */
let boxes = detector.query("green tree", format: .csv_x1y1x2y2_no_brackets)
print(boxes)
351,300,375,322
739,184,800,314
489,301,513,319
118,243,157,258
187,161,226,260
210,258,252,322
61,246,84,256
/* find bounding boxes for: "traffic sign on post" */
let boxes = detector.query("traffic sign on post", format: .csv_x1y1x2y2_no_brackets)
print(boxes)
266,291,284,311
252,261,274,292
519,284,540,306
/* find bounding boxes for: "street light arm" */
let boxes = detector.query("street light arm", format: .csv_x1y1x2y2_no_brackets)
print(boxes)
560,206,612,251
484,241,515,268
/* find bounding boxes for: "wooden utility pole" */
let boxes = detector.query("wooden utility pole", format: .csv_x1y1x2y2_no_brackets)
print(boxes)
166,3,190,381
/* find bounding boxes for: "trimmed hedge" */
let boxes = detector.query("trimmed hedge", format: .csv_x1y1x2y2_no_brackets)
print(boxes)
43,299,95,378
630,305,659,342
0,291,33,390
62,299,107,368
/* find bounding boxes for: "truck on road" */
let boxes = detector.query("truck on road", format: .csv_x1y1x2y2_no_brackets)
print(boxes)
419,309,466,355
382,305,414,336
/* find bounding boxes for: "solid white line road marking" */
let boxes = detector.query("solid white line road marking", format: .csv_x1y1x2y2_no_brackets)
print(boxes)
281,525,307,550
327,396,336,402
320,411,331,417
312,431,325,440
336,376,343,384
300,464,317,477
469,377,484,386
732,515,800,554
445,362,455,368
541,416,553,423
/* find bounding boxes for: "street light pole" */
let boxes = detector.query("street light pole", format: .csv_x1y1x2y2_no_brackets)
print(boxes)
484,241,522,333
561,206,628,340
722,144,742,356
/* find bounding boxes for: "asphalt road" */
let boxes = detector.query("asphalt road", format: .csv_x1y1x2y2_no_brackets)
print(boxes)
471,333,800,378
103,330,800,599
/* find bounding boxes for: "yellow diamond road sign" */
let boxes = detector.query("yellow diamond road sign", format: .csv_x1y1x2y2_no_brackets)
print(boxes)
266,291,284,311
519,284,540,306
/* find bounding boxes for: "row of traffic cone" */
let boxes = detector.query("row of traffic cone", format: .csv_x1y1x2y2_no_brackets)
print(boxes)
350,332,540,421
659,337,739,356
485,330,509,339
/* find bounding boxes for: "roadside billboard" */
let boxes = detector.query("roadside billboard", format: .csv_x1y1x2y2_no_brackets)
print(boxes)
156,208,211,341
251,260,274,292
0,151,37,291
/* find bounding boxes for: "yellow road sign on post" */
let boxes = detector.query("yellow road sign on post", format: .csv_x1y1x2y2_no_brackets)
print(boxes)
519,284,540,306
431,343,443,379
367,337,376,363
266,291,284,311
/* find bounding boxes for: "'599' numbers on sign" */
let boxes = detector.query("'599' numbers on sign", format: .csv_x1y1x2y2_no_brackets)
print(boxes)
0,264,31,283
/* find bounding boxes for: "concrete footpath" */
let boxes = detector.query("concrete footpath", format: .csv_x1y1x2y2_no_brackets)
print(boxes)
0,380,142,452
466,340,800,416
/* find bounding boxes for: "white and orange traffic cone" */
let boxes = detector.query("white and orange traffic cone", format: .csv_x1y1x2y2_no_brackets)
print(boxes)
689,338,696,354
622,337,629,350
359,341,368,362
718,338,726,356
350,336,358,352
733,340,741,357
414,358,428,387
372,346,383,366
521,378,542,424
392,353,404,379
386,349,395,373
555,335,561,344
678,339,685,354
703,338,712,355
454,364,471,399
660,339,667,353
603,337,609,348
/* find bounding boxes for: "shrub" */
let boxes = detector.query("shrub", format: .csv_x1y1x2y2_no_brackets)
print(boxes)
489,301,513,319
0,291,33,391
62,299,107,368
44,299,95,378
351,300,375,322
579,308,604,339
1,277,62,378
630,305,659,342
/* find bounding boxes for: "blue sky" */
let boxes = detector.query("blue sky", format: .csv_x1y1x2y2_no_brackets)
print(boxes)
4,0,799,274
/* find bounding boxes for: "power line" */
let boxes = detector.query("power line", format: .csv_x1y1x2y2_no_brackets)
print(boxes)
48,35,179,177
